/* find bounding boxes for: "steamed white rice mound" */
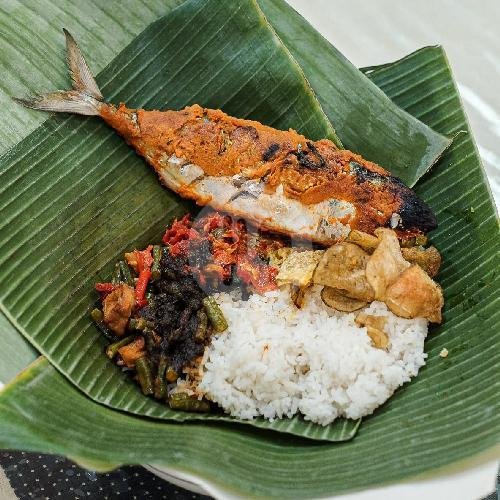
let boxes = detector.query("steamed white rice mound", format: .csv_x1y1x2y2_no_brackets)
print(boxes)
198,286,428,426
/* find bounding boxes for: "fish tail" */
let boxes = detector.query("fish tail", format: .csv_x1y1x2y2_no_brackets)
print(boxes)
13,29,103,116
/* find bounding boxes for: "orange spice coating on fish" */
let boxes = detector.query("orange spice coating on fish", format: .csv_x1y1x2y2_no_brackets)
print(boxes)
16,30,437,244
100,103,424,236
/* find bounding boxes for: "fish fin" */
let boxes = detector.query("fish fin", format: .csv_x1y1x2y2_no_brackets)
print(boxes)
63,28,103,100
13,29,103,116
13,90,101,116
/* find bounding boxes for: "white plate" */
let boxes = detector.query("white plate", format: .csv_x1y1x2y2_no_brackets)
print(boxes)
146,457,499,499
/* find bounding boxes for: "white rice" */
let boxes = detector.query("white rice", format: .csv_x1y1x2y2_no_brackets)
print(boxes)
198,286,428,426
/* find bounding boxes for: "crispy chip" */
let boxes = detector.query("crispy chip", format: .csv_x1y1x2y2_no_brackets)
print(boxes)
355,312,389,349
320,287,367,312
365,228,410,300
346,229,379,253
385,265,444,323
313,243,374,301
401,245,441,277
277,249,324,287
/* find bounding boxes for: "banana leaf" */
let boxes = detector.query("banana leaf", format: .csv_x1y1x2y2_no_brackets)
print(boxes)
0,0,363,442
0,0,450,379
0,0,185,154
0,6,498,498
0,0,184,384
0,313,36,383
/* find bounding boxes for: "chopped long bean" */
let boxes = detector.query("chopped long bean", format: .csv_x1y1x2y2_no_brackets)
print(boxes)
91,308,103,322
154,356,168,399
105,335,136,359
91,308,115,340
168,392,210,412
128,318,142,330
118,260,134,286
203,296,228,332
195,310,208,342
143,327,160,353
128,318,154,331
135,357,154,395
151,245,162,280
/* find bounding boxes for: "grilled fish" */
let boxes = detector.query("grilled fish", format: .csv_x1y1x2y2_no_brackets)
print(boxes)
15,30,437,244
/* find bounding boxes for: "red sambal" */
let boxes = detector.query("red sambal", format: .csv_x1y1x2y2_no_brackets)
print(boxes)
163,212,279,294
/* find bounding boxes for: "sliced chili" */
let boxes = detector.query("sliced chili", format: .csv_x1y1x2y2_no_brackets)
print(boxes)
135,269,152,308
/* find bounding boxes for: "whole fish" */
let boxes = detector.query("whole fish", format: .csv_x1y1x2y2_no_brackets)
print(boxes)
15,30,437,244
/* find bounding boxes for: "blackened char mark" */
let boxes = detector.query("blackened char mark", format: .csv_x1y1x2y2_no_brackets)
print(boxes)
349,161,437,233
262,142,280,161
349,160,388,184
293,141,326,169
397,191,438,233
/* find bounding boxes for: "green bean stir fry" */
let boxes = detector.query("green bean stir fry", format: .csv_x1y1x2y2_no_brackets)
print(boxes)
92,243,227,412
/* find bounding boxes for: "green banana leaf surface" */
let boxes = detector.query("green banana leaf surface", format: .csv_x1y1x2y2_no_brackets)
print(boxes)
0,0,359,442
0,313,36,383
0,0,185,383
0,0,498,495
0,0,450,379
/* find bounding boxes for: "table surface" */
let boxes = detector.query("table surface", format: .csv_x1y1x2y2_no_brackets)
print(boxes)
1,0,499,498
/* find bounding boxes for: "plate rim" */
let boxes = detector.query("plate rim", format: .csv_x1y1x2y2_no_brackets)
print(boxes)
145,447,499,499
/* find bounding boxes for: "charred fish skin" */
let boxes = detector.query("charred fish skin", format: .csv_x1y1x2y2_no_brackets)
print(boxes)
394,182,438,234
348,161,437,233
14,29,437,244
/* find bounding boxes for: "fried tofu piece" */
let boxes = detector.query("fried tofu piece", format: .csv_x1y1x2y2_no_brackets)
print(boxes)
102,284,136,335
365,228,410,300
385,265,444,323
118,336,146,368
277,250,324,287
313,243,374,301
